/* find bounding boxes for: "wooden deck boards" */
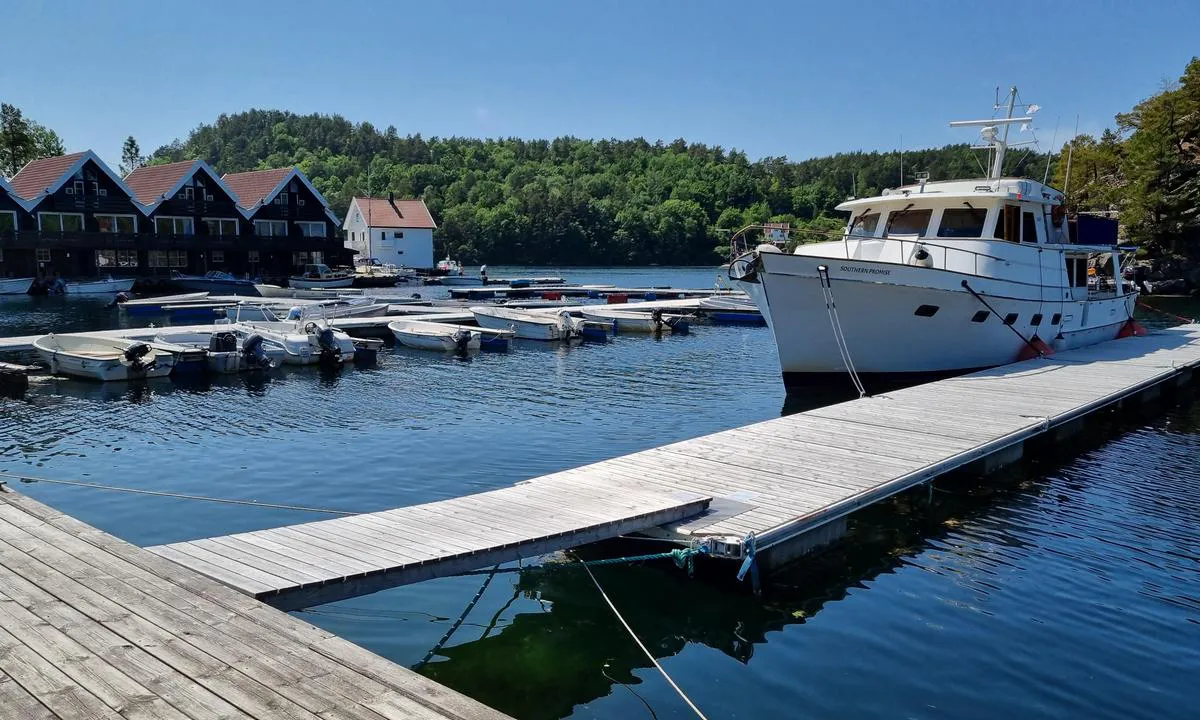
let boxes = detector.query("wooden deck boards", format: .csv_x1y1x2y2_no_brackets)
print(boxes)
146,326,1200,608
0,489,511,720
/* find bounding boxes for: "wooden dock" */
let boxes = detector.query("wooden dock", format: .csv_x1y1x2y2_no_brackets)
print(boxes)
147,325,1200,608
447,284,737,300
0,487,510,719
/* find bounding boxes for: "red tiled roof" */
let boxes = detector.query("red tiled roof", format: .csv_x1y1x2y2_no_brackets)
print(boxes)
221,168,292,210
124,160,198,205
9,152,88,200
352,197,437,229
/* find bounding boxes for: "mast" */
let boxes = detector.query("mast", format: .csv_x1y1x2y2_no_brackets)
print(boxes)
992,86,1017,179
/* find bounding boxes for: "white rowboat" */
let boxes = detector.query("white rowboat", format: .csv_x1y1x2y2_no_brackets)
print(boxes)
470,306,582,341
388,320,482,352
33,333,177,381
579,307,690,333
0,277,34,295
62,277,135,295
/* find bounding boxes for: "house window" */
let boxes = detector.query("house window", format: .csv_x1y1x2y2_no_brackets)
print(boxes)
96,214,136,234
248,250,260,263
36,248,52,263
204,218,238,235
210,250,225,264
38,213,84,233
311,251,323,264
296,221,326,238
155,217,194,235
884,208,932,236
0,211,15,232
150,250,189,268
274,192,289,205
179,186,194,201
71,180,84,196
96,249,138,268
393,231,404,239
937,208,988,238
292,251,309,265
255,220,288,237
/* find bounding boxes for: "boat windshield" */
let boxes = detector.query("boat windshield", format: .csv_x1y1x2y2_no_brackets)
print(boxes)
884,208,932,236
937,208,988,238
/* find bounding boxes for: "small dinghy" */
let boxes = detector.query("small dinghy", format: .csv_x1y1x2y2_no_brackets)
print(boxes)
153,329,284,373
33,333,177,381
580,307,690,333
61,277,136,295
388,320,482,352
470,306,582,341
0,277,35,295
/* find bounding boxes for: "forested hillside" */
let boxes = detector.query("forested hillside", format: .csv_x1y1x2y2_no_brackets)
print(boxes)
150,119,1048,265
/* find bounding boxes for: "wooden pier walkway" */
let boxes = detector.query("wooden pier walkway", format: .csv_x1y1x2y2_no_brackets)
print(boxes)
147,325,1200,609
0,488,510,719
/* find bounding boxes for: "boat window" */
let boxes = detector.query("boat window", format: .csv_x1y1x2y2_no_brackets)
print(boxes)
937,208,987,238
1022,211,1038,243
995,205,1021,242
850,213,879,238
885,208,932,236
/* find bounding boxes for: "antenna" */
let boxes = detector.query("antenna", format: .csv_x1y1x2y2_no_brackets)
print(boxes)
1043,115,1060,185
899,134,904,186
1063,114,1080,200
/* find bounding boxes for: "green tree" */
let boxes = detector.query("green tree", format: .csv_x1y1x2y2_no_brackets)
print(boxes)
0,103,36,177
119,135,144,176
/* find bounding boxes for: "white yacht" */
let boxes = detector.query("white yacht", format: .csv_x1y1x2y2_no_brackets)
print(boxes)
731,88,1140,389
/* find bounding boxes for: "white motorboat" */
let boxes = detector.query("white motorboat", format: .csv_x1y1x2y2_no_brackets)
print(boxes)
289,263,354,290
227,306,355,365
580,307,690,333
282,297,390,321
0,277,34,295
256,283,365,299
730,87,1140,389
61,277,135,295
33,333,177,381
470,306,583,341
388,319,482,352
698,295,758,312
152,329,284,373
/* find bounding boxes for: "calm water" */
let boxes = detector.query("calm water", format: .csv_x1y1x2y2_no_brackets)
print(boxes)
0,267,1196,719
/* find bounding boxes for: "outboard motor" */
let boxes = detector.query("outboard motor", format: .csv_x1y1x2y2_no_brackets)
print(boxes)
209,331,237,353
105,292,130,309
240,333,274,368
452,329,472,353
123,343,156,373
316,327,341,362
651,308,666,332
558,310,581,338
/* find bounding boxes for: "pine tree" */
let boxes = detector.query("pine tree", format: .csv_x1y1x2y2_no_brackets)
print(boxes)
119,136,143,176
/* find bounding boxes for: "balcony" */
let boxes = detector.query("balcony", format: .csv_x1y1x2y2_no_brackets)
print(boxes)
0,230,343,252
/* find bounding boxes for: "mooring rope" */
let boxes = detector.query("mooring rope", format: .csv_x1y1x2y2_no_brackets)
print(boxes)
1137,300,1195,324
816,265,867,397
579,559,710,720
0,471,358,515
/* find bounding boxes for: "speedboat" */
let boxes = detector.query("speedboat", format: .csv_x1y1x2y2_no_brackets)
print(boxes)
171,271,262,296
580,307,690,333
730,87,1140,390
152,329,284,373
429,256,481,286
0,277,34,295
388,319,482,352
227,306,355,365
60,277,135,295
289,263,354,290
471,306,583,341
33,333,177,381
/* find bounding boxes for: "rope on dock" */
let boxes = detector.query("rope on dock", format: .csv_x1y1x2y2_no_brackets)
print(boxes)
579,559,710,720
0,471,359,516
1137,300,1195,324
451,546,709,577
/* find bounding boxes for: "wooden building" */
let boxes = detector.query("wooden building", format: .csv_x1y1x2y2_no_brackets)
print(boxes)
343,194,437,269
0,151,347,282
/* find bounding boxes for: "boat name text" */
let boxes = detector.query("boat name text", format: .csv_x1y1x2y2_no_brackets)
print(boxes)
839,265,891,276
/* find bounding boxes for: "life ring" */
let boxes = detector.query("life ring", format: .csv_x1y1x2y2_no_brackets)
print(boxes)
1051,204,1066,227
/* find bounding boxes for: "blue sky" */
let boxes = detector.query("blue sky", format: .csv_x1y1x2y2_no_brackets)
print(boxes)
2,0,1198,170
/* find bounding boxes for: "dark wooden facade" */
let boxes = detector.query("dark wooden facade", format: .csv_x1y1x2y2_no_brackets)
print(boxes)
0,159,347,282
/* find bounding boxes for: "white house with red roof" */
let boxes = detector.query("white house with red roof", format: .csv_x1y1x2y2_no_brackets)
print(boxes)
343,193,437,269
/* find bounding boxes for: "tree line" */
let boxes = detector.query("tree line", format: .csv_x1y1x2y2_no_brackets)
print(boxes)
6,55,1197,262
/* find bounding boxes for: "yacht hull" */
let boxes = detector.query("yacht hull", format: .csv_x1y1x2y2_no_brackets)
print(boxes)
739,252,1135,381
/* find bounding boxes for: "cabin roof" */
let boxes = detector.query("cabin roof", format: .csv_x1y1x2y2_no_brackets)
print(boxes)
9,151,89,200
836,177,1064,212
124,159,244,209
347,197,437,229
220,168,292,210
222,167,340,224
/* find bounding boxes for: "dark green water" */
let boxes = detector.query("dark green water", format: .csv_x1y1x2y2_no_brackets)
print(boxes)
0,268,1196,719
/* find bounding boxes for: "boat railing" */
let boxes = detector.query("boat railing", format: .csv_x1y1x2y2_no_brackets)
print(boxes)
840,233,1045,277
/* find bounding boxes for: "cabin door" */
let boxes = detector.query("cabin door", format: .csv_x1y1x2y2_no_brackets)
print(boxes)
999,205,1021,242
